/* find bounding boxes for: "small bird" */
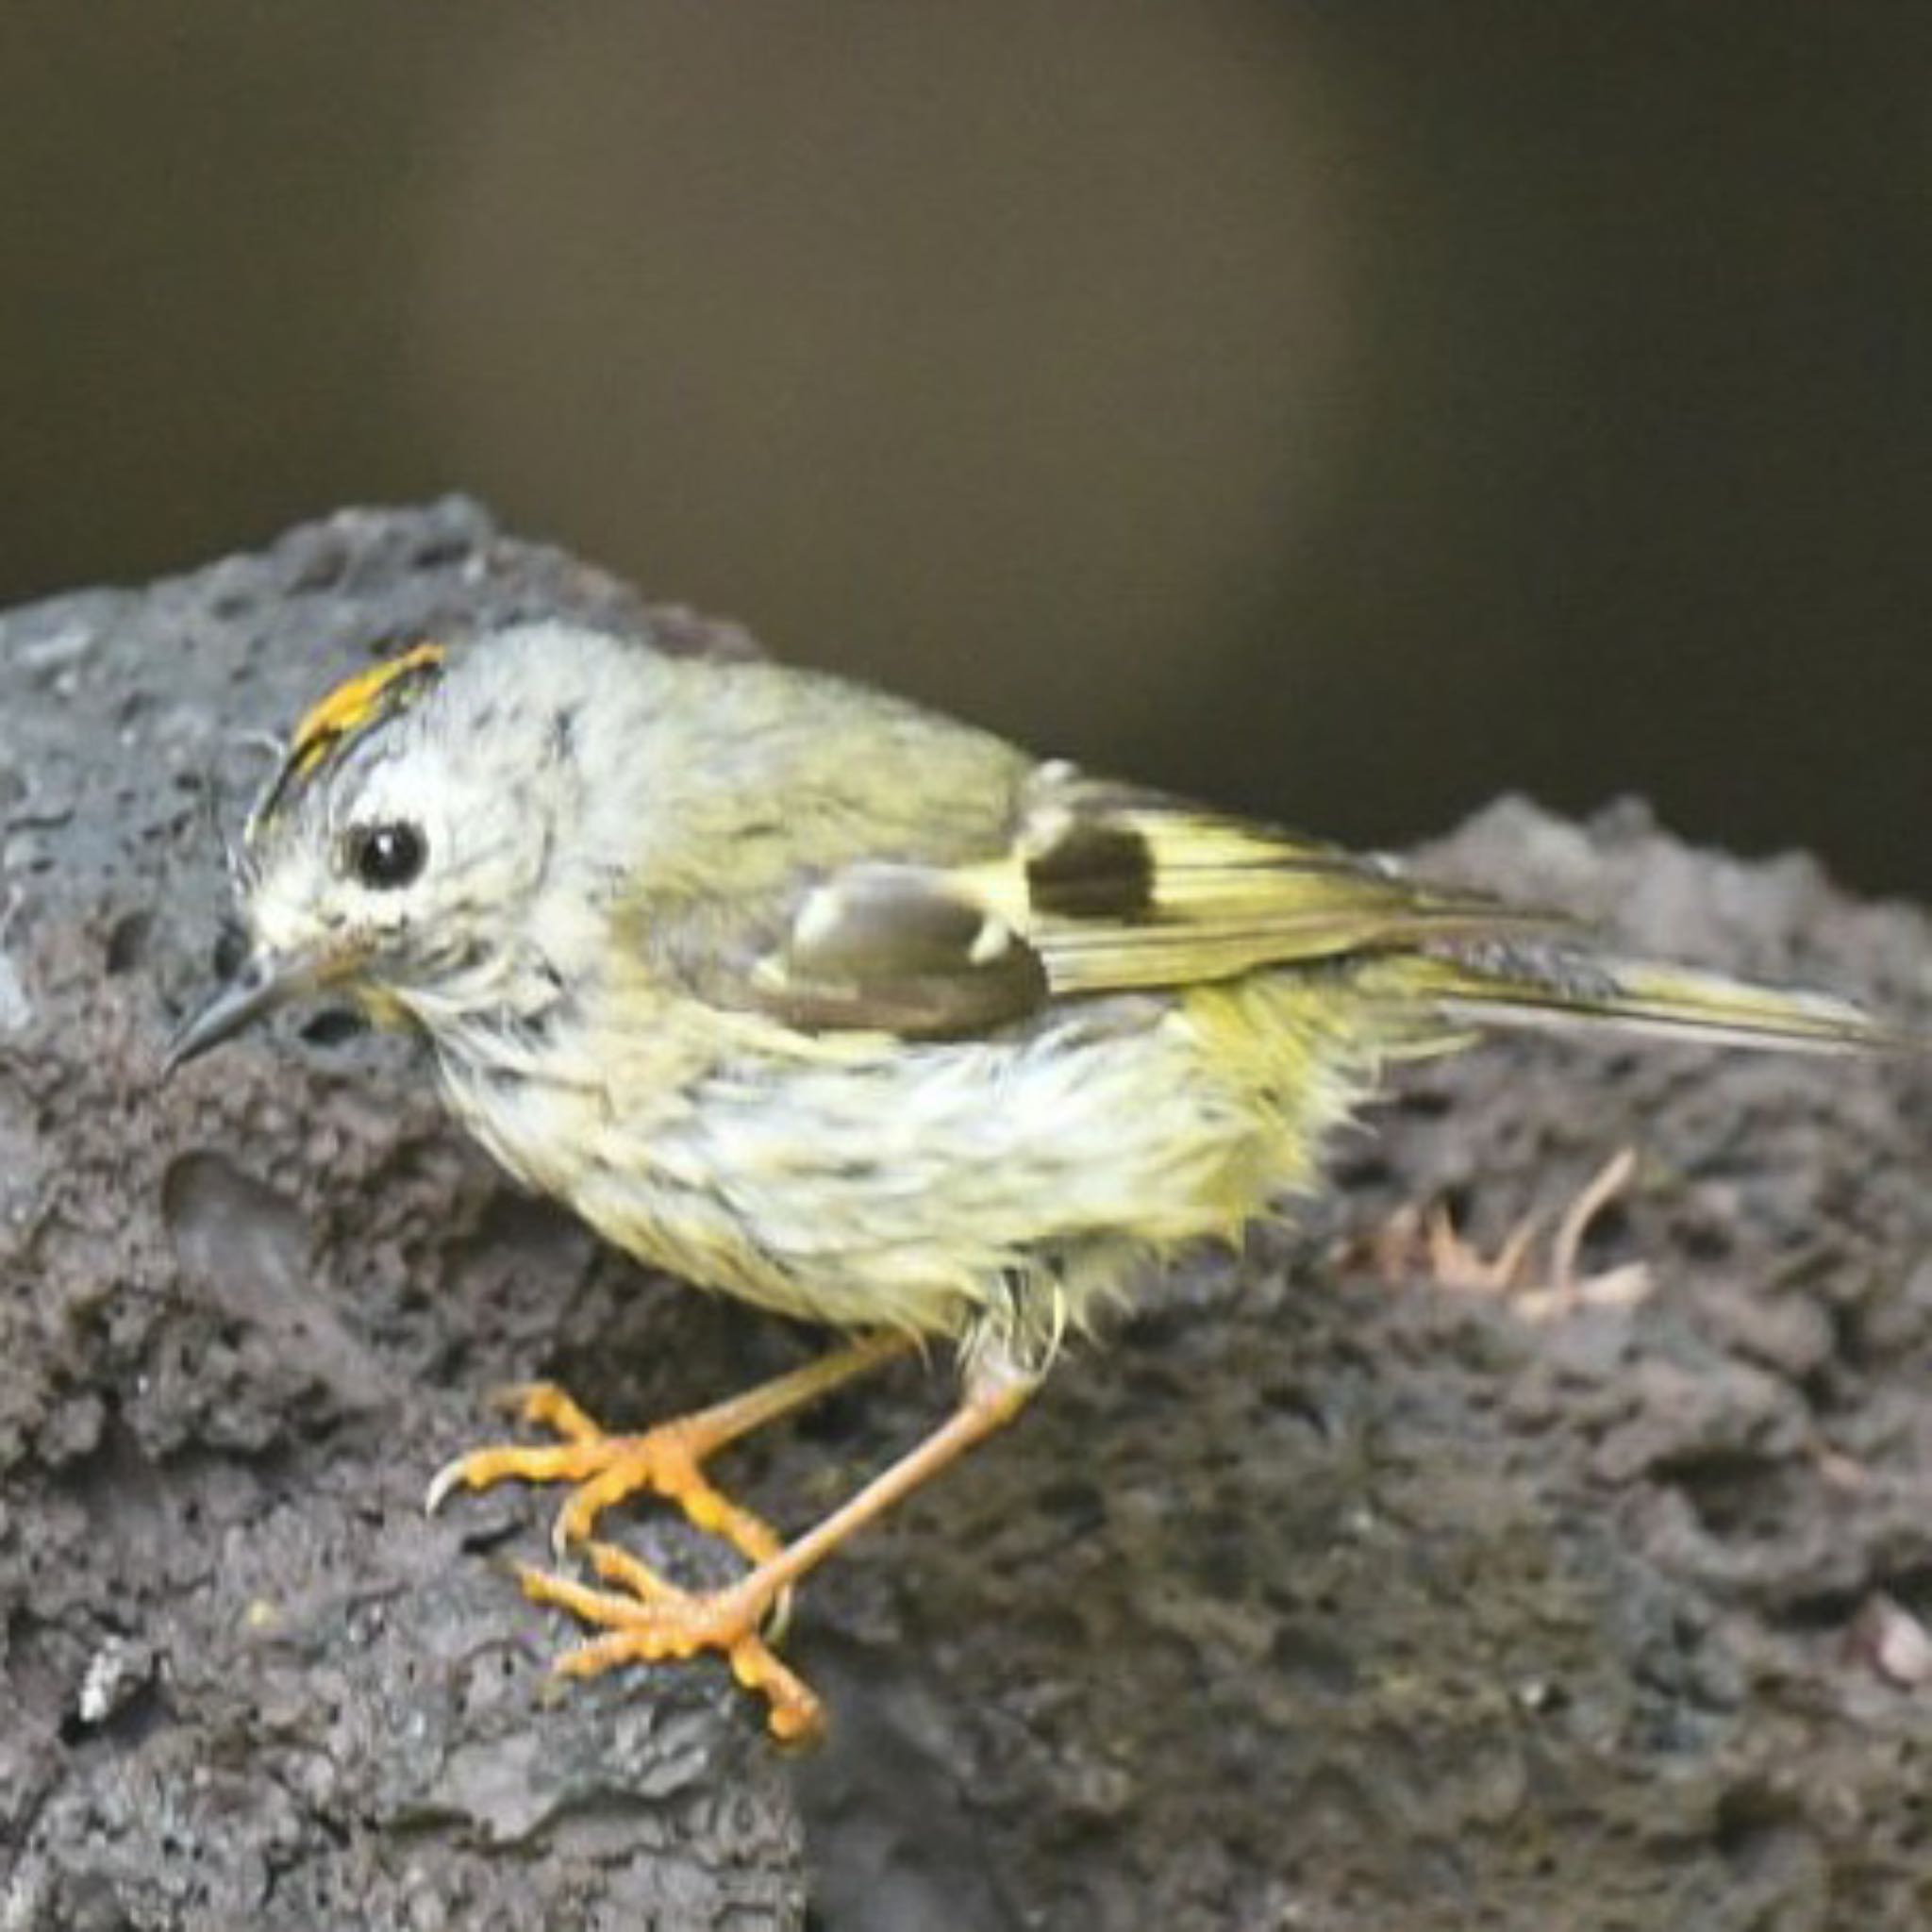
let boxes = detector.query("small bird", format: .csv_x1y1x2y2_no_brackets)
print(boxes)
167,622,1911,1740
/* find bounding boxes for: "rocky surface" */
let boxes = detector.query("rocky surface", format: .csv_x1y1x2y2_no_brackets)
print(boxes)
2,502,1929,1929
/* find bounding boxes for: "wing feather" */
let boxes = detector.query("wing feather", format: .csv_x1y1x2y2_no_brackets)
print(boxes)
749,763,1574,1036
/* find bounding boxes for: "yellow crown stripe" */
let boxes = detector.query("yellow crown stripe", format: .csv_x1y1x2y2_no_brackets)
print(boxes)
247,641,448,842
288,641,448,777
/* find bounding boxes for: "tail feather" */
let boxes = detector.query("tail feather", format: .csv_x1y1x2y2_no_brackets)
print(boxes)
1405,943,1918,1058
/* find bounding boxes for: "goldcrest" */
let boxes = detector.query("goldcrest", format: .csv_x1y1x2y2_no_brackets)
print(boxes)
168,622,1912,1740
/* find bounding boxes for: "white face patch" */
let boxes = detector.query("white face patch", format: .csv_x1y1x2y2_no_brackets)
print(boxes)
242,639,594,990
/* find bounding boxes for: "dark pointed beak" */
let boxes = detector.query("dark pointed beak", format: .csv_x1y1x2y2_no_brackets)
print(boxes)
163,947,315,1075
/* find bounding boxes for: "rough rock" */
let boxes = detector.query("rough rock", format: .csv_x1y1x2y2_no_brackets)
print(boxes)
3,502,1930,1929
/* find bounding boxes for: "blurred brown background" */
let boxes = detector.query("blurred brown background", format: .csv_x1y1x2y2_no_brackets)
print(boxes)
5,4,1927,894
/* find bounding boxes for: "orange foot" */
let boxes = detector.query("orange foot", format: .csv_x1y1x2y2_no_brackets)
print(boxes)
521,1541,823,1744
425,1337,911,1739
426,1380,788,1568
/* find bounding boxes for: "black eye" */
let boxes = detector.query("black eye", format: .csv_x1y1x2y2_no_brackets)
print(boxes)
346,821,427,890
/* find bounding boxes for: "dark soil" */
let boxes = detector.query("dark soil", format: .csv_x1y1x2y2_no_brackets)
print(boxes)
2,502,1928,1930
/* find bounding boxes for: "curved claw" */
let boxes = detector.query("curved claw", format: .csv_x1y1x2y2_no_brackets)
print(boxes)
428,1382,613,1517
424,1456,467,1519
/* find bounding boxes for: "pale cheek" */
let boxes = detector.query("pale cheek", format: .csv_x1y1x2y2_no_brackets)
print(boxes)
247,876,325,957
246,863,379,962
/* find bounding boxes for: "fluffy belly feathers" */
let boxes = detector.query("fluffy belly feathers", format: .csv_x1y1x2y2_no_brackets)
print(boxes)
438,974,1393,1364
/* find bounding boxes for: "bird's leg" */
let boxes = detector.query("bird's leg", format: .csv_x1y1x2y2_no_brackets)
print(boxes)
518,1360,1037,1742
426,1330,912,1569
